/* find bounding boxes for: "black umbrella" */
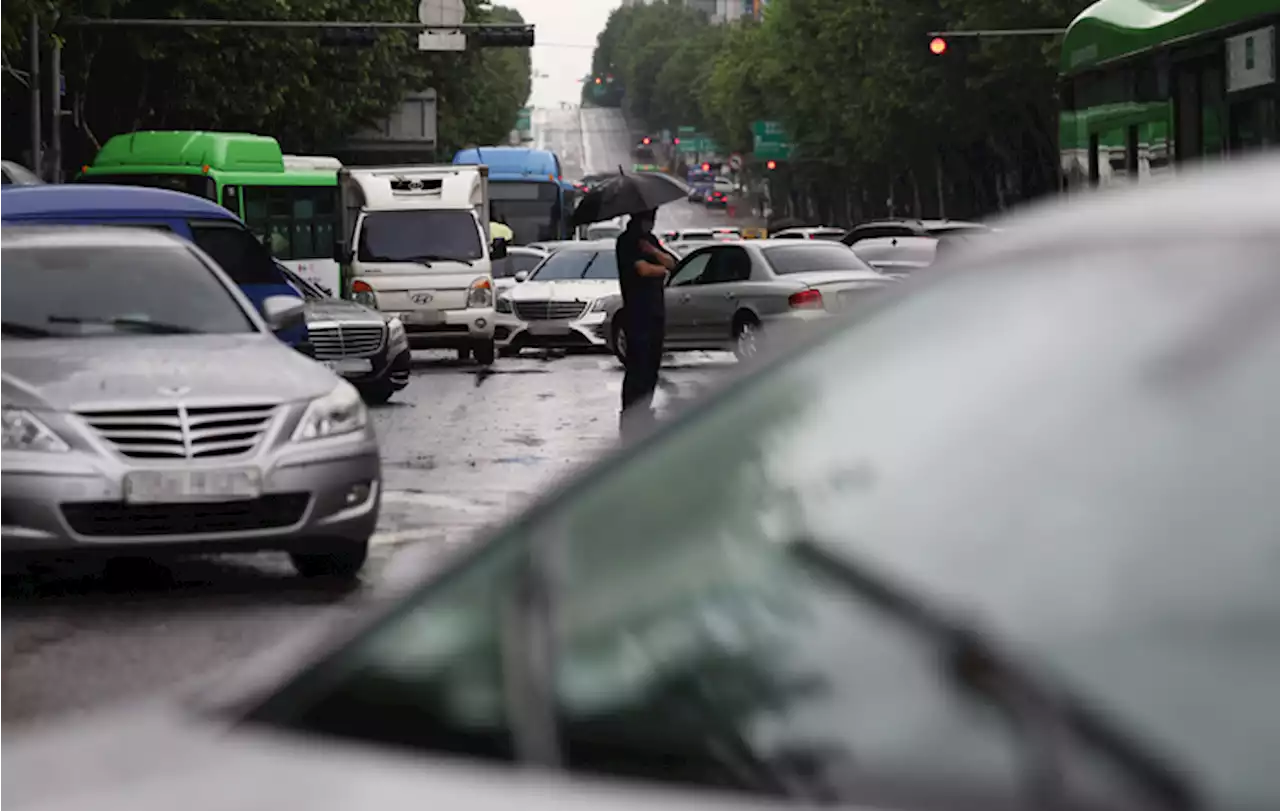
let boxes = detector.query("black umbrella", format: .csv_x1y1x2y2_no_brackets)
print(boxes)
571,168,691,226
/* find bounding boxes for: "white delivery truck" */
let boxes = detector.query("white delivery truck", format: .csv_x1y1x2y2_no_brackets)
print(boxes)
336,164,507,365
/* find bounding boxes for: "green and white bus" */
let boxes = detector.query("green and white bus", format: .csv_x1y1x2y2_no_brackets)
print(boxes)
1060,0,1279,192
78,131,343,295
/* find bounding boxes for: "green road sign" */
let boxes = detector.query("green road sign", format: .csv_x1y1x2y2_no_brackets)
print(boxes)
752,119,794,160
676,132,721,155
515,107,532,131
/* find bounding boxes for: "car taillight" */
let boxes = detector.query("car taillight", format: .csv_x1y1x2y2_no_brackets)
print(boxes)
788,289,823,310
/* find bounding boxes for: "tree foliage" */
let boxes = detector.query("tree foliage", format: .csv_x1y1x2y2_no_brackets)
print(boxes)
2,0,529,171
586,0,1092,222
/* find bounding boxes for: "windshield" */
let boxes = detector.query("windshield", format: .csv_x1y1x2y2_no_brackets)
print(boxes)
358,210,483,264
493,251,547,279
255,237,1280,810
633,146,656,163
2,244,257,337
530,249,617,281
763,244,877,275
75,172,217,201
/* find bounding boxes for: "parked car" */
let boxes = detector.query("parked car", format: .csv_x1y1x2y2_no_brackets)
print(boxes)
1,226,379,578
496,240,617,354
605,239,893,361
9,155,1276,811
279,265,411,405
0,184,310,351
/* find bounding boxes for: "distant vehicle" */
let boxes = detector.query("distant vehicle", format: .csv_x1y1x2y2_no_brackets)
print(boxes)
585,220,625,240
1,184,310,351
674,228,715,242
632,143,660,172
496,240,617,355
2,226,378,579
705,189,729,209
278,264,411,405
337,164,501,365
77,131,343,294
771,226,847,240
713,177,735,194
524,239,580,254
1,160,43,185
842,219,991,274
714,227,743,240
452,146,574,243
605,239,892,361
686,168,713,201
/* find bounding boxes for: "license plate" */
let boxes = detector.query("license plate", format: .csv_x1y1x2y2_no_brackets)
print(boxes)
527,320,572,336
404,309,444,326
324,358,374,376
124,468,261,504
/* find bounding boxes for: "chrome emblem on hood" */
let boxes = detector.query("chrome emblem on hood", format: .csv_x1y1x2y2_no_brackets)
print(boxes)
410,292,434,304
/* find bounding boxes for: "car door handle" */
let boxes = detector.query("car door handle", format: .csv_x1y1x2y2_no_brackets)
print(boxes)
723,292,735,300
680,294,692,303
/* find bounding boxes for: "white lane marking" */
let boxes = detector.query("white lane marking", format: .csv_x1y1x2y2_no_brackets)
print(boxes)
370,528,435,548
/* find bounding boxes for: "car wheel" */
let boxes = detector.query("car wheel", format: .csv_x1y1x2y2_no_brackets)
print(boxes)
499,345,521,358
733,314,761,360
357,378,396,405
290,539,369,580
456,346,471,361
611,316,628,363
473,339,496,366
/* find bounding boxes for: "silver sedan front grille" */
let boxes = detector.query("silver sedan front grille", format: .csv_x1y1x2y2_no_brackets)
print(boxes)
78,404,278,459
308,324,386,359
514,300,588,321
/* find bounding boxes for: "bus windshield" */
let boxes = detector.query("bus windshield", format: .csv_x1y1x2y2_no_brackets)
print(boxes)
490,180,562,245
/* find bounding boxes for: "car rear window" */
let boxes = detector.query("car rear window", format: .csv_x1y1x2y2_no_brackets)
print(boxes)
764,243,877,274
189,221,288,286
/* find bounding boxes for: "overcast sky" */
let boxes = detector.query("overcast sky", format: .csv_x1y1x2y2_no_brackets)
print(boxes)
504,0,621,107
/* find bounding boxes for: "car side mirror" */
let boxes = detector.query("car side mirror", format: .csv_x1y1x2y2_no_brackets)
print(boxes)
333,238,353,264
261,295,306,333
491,237,508,260
514,270,529,283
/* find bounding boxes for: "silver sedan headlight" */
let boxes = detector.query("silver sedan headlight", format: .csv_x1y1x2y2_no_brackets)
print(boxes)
1,408,69,453
385,315,407,346
292,382,368,442
496,295,513,314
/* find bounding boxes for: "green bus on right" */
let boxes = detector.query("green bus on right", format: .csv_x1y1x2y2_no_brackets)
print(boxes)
1060,0,1279,192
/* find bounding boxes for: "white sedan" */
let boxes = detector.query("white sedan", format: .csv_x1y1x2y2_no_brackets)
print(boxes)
495,239,618,354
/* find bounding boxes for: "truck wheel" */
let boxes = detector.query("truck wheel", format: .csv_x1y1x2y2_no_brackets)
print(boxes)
456,346,471,362
473,340,496,366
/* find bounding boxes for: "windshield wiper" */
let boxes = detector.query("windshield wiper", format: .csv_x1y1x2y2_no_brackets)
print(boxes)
789,537,1198,811
409,255,474,266
46,315,200,335
1,321,55,338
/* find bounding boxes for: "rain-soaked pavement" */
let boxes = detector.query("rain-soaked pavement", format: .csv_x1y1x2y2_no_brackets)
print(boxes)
1,107,751,730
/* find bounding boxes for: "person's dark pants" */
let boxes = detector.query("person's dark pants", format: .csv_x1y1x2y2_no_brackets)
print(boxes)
620,312,665,428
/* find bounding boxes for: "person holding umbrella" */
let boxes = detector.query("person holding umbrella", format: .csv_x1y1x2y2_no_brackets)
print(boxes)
571,169,690,433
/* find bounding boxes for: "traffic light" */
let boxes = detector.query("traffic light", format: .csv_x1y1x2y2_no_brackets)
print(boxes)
673,137,680,145
701,162,710,171
595,76,603,84
929,36,948,55
766,160,777,170
642,136,651,145
471,25,535,48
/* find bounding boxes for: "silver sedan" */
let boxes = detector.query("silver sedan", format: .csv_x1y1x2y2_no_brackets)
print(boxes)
607,239,895,360
1,227,380,578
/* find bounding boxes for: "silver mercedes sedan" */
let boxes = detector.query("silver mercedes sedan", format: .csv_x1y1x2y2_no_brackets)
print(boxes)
1,227,380,578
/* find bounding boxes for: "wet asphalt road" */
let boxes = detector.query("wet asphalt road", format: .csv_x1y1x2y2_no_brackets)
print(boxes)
1,107,749,731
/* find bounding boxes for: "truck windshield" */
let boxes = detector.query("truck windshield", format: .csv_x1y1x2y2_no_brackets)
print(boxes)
358,210,483,264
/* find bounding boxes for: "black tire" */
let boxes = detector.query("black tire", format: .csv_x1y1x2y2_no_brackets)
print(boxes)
456,346,472,361
733,314,762,360
357,378,396,405
611,316,628,363
473,339,496,366
499,345,521,358
290,540,369,580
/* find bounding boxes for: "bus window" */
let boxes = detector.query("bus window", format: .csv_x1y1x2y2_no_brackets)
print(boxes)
76,172,216,201
241,186,338,262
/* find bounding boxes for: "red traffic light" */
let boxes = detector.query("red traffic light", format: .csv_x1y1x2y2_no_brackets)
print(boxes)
642,136,651,145
673,137,680,145
929,36,948,55
701,162,710,171
766,160,777,170
594,76,602,84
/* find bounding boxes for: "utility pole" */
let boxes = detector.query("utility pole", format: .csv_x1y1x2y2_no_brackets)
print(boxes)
29,18,42,179
49,36,64,183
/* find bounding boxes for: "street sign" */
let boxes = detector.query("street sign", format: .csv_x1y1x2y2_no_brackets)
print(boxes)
419,0,466,50
752,119,794,160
